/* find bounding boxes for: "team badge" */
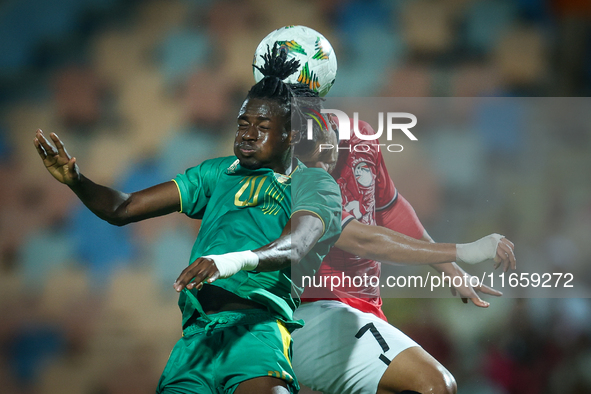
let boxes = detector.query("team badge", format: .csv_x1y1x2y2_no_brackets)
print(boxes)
354,162,374,187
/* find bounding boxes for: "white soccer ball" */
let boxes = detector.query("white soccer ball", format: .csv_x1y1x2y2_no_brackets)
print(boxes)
253,25,338,97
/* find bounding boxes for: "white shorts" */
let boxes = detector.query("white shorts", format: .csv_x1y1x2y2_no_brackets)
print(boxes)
292,300,419,394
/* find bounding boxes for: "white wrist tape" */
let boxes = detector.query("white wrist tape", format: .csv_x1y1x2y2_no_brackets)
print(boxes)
456,233,504,265
203,250,259,278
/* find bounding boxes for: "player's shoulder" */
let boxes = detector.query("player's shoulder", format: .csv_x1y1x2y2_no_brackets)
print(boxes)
293,160,336,184
292,164,341,211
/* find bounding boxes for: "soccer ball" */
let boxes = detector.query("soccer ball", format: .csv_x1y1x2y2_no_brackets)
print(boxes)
253,25,338,97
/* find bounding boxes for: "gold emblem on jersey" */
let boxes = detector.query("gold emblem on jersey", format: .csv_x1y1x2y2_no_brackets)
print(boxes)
234,176,266,207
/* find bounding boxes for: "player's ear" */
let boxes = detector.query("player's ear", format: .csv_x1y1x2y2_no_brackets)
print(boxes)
328,115,339,135
289,129,301,145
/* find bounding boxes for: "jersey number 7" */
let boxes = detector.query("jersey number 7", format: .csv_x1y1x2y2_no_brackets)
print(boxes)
355,323,391,365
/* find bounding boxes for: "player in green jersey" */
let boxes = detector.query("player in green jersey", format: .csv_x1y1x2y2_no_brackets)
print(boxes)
33,46,341,394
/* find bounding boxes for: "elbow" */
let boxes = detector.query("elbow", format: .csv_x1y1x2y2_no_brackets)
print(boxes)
102,208,133,227
105,198,135,226
351,242,377,261
291,238,321,265
336,220,378,259
104,215,129,227
337,235,375,260
109,218,128,227
290,247,307,265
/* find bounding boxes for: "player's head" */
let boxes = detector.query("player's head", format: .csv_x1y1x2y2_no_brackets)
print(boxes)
234,44,319,172
294,118,338,173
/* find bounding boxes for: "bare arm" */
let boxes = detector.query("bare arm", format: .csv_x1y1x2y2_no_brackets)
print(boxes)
337,219,516,308
339,219,515,270
34,129,180,225
174,211,324,291
336,219,457,265
254,211,325,270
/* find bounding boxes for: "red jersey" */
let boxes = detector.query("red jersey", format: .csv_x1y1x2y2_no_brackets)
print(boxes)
302,119,425,320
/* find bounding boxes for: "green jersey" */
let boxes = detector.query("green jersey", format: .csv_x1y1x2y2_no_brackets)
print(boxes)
173,156,341,327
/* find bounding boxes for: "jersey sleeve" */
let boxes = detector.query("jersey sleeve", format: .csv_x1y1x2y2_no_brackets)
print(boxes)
376,192,426,240
173,157,232,219
292,167,342,242
341,208,355,229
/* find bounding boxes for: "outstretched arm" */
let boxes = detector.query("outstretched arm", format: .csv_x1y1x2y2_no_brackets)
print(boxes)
337,219,515,269
174,211,324,291
338,220,455,264
34,129,180,225
337,219,515,308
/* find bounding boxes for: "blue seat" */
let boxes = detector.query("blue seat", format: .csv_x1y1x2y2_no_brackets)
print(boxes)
156,28,212,87
18,228,76,285
473,99,525,154
158,127,221,176
464,0,518,54
69,203,134,285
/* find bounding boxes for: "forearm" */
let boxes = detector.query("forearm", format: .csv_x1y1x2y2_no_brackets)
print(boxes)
430,261,462,275
254,213,324,271
205,213,325,276
362,232,456,265
69,174,132,225
422,230,461,274
35,130,179,226
253,235,293,271
175,213,325,289
69,176,179,226
337,220,457,265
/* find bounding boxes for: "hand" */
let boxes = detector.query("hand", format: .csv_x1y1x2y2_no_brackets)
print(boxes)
174,257,221,292
450,270,502,308
437,263,503,308
173,250,259,292
456,234,516,272
493,237,516,272
34,129,80,186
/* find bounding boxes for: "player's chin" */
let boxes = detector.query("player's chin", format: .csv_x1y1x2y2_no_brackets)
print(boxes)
237,155,262,169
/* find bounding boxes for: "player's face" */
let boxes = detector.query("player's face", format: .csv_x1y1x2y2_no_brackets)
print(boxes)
234,98,293,173
299,127,338,173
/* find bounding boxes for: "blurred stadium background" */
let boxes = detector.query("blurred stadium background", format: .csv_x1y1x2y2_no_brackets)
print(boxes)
1,0,590,393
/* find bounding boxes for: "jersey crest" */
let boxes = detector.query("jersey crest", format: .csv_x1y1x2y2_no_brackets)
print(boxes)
353,161,374,187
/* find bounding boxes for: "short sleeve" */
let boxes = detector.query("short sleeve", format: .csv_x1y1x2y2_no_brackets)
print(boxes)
376,193,425,240
173,157,233,219
292,167,342,242
341,209,355,229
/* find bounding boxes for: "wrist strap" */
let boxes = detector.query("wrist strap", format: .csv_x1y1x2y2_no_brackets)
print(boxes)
204,250,259,278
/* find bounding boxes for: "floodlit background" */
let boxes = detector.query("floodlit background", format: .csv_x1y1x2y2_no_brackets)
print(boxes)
0,0,590,393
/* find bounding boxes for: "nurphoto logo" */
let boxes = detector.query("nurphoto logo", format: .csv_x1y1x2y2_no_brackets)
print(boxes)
305,109,418,153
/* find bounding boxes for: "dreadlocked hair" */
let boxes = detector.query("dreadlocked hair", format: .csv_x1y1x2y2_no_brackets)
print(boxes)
254,42,301,82
250,43,300,101
248,42,318,114
248,43,328,157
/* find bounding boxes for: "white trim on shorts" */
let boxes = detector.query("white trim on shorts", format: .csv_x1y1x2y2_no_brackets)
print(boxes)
292,300,420,394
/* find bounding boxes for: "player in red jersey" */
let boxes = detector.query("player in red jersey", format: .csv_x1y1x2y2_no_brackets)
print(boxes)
251,27,514,393
291,118,515,394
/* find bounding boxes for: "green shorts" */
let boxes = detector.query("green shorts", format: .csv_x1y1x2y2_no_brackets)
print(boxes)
156,309,299,394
